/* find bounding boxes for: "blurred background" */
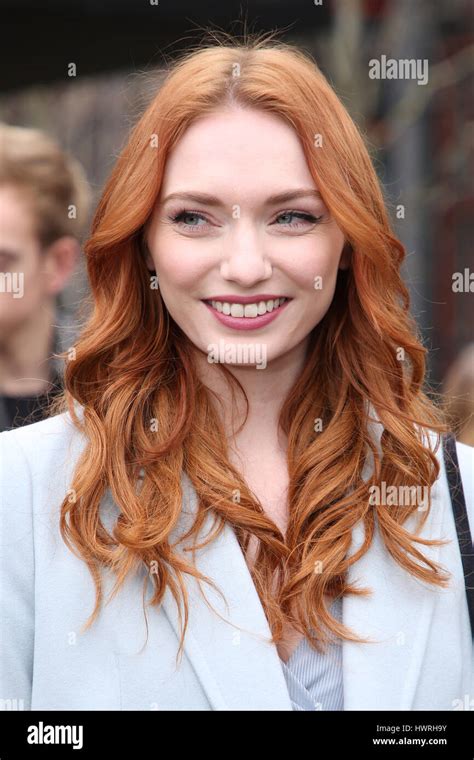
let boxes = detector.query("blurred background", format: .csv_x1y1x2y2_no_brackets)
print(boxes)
0,0,472,439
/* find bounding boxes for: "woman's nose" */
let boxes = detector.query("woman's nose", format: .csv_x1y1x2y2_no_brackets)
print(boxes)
219,224,273,284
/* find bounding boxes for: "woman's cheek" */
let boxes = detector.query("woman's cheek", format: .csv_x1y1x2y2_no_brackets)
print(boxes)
152,254,205,289
285,247,341,292
152,239,218,287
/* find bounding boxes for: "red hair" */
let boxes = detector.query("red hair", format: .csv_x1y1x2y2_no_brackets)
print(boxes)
51,31,450,664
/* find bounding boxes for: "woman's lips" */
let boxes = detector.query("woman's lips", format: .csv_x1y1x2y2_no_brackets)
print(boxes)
202,298,291,331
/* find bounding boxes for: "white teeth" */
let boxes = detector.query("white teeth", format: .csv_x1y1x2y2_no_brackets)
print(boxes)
230,303,244,317
209,297,287,317
244,303,258,318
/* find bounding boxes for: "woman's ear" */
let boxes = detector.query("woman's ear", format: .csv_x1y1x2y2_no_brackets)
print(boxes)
141,235,156,272
339,241,352,270
146,250,156,273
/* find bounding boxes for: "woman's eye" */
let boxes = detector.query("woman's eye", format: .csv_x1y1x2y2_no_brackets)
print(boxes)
170,210,208,230
274,211,323,227
168,208,324,233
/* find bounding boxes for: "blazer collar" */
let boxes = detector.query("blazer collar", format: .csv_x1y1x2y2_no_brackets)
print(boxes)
150,407,445,710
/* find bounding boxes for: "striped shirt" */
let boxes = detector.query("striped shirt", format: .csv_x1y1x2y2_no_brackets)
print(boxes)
279,596,344,710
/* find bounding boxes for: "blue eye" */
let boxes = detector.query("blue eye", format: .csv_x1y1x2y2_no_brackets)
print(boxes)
170,210,207,229
274,211,323,227
168,208,324,232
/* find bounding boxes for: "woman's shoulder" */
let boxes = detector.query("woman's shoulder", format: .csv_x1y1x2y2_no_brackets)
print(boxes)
421,428,474,535
422,426,473,525
0,408,88,509
1,405,81,442
1,405,85,455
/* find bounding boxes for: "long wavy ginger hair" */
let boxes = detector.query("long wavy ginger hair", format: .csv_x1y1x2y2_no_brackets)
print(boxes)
52,33,450,662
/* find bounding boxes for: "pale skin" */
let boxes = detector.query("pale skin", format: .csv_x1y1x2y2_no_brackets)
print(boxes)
145,106,350,661
0,186,78,396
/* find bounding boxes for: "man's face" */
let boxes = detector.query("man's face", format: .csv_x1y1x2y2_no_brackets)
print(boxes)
0,185,48,337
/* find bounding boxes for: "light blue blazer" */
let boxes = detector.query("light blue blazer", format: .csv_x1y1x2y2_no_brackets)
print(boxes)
0,409,473,711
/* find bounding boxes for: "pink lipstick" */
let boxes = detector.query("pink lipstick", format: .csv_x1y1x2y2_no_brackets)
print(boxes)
202,296,291,331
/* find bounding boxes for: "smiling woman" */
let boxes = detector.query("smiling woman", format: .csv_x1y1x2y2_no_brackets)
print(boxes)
0,30,472,712
143,109,348,355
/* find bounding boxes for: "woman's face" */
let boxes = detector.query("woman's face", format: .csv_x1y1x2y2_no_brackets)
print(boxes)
145,106,349,367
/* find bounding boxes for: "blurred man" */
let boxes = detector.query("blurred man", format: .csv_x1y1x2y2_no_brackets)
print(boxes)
0,123,91,430
443,343,474,446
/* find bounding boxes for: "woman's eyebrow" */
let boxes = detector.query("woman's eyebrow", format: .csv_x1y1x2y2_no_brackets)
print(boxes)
160,188,323,207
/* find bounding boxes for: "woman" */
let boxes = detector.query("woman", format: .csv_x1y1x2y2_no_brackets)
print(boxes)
0,33,472,711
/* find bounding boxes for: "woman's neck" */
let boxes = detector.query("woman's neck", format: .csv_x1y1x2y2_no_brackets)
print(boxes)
193,335,310,443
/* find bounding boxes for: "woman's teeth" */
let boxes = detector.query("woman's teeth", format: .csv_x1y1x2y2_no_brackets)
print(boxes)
207,297,288,318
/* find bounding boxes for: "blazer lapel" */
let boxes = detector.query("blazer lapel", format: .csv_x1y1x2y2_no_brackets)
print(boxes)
160,471,293,710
